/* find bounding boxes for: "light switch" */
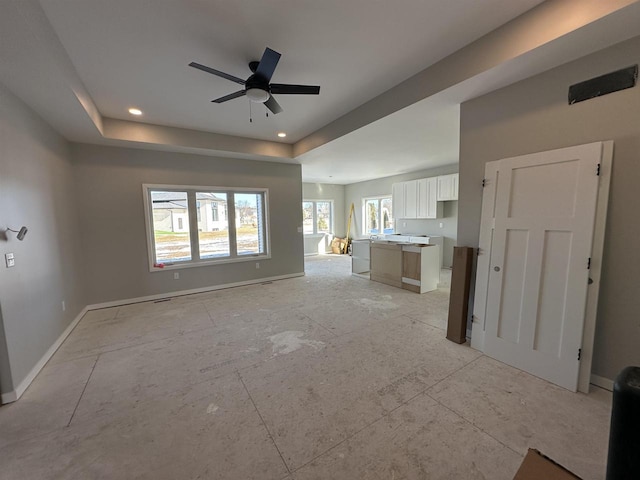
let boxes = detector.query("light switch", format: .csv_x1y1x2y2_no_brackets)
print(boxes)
5,253,15,268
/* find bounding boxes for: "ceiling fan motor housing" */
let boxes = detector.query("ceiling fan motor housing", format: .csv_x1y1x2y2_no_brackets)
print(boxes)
245,73,269,92
245,74,270,102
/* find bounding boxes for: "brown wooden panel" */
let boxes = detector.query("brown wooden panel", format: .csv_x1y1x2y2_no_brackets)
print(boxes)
402,251,421,280
402,282,421,293
370,243,402,288
446,247,474,344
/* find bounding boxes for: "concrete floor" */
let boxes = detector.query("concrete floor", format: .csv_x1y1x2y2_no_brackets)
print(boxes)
0,255,612,479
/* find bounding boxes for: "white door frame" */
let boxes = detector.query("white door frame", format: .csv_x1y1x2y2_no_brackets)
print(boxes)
470,141,613,393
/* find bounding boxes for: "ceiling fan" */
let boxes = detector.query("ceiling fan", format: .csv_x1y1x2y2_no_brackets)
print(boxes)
189,47,320,115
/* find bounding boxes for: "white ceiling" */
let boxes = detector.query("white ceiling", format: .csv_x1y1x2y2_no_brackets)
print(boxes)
38,0,543,143
3,1,640,184
300,96,460,185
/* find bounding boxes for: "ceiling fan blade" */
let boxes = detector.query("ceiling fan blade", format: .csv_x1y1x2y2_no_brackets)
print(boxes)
212,90,246,103
189,62,245,85
270,84,320,95
264,95,283,114
255,48,281,82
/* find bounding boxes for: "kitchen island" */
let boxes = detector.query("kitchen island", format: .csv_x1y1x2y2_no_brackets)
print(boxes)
369,240,440,293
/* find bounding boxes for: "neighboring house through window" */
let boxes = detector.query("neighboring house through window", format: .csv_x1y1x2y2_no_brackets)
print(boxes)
363,196,393,235
302,200,333,235
144,185,269,270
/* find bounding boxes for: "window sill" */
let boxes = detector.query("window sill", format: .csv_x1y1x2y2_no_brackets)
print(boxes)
150,253,271,272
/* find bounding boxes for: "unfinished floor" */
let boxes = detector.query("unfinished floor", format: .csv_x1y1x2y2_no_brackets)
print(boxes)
0,255,611,479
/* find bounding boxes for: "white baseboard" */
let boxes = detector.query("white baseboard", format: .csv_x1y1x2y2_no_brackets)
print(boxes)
86,272,305,310
590,374,614,391
1,306,88,404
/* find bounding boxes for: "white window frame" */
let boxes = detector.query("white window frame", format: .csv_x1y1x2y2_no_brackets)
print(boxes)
143,184,271,272
302,199,334,235
362,195,393,236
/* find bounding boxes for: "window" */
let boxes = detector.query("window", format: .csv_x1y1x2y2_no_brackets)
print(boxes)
211,202,219,222
144,185,269,270
302,200,333,235
363,196,393,235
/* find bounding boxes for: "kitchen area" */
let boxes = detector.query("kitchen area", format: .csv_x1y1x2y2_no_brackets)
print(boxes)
351,172,458,294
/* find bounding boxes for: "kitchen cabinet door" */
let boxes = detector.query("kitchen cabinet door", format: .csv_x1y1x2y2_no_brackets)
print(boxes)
392,182,404,219
418,177,440,218
437,173,459,201
418,177,439,218
404,180,418,218
417,179,428,218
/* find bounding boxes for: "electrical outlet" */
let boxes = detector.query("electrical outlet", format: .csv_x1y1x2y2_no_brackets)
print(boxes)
256,262,260,269
402,222,407,227
5,253,15,268
62,300,66,312
439,222,444,228
174,272,180,280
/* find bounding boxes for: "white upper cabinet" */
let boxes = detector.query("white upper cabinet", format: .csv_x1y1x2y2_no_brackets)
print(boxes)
392,177,441,219
392,182,405,219
417,177,440,219
437,173,459,201
404,180,418,218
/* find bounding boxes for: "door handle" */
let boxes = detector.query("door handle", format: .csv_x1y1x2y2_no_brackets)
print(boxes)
494,266,501,272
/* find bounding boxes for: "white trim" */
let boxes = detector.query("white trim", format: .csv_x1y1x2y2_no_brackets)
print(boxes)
85,272,305,310
470,161,499,352
302,199,334,236
1,307,88,404
590,374,614,391
362,195,393,236
148,253,272,271
401,277,421,287
143,183,269,193
142,184,271,272
577,141,613,393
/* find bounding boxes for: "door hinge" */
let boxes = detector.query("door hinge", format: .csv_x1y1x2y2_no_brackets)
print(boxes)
596,164,601,176
587,257,591,270
578,348,582,361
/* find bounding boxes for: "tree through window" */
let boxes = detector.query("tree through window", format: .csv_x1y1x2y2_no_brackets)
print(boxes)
363,196,393,235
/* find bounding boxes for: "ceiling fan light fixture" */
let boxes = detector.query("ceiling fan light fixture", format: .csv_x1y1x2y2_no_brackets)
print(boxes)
246,88,269,103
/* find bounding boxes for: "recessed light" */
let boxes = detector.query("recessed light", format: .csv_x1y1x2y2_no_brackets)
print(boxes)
277,132,287,138
128,108,143,116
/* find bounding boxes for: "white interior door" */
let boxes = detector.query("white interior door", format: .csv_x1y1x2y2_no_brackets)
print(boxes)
480,143,606,391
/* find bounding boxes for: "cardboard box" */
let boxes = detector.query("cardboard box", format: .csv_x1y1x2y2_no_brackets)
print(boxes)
513,449,582,479
331,237,347,254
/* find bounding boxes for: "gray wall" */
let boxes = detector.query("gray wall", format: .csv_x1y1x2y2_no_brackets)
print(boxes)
72,144,304,305
345,164,459,267
0,84,85,395
458,35,640,382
